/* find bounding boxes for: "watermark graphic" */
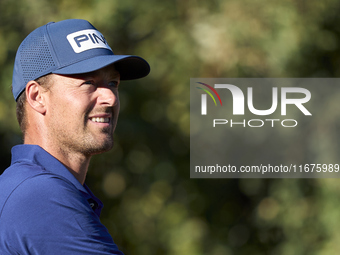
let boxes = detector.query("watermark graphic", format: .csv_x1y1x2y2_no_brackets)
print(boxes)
190,78,339,178
196,82,312,118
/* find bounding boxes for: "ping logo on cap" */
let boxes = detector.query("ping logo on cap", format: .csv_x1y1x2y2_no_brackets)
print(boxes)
67,29,112,53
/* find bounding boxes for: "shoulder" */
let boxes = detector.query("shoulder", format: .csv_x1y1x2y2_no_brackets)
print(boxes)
0,170,95,237
1,170,84,215
0,160,90,225
0,169,119,254
0,162,60,217
0,164,122,254
0,161,79,206
0,171,80,222
0,161,72,197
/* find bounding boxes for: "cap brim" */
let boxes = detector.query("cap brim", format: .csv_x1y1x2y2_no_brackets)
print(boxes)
53,55,150,80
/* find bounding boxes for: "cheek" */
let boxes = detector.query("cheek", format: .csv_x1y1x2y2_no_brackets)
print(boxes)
113,96,120,118
48,93,90,125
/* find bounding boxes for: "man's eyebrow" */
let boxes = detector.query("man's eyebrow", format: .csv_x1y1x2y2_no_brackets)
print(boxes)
108,71,120,78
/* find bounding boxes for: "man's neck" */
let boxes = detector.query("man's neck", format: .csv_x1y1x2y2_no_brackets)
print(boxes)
59,154,90,185
25,137,90,185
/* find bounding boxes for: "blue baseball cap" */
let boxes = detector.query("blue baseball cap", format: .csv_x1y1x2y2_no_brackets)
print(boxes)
12,19,150,101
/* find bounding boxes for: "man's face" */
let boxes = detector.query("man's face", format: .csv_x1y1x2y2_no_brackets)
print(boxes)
44,65,120,156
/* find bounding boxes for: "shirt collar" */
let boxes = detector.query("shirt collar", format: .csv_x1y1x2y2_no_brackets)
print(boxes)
11,144,104,216
11,144,89,198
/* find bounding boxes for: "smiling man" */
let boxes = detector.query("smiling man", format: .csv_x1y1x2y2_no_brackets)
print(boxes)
0,19,149,254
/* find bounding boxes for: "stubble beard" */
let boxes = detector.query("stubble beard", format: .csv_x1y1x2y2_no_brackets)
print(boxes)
80,107,117,156
81,126,114,156
50,119,115,158
49,104,118,157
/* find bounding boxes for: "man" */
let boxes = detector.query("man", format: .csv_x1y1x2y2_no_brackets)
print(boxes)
0,19,150,254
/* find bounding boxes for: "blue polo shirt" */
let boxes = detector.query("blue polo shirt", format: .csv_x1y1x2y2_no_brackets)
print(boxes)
0,144,124,254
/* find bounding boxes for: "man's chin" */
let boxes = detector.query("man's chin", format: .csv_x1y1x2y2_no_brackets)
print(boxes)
83,138,114,156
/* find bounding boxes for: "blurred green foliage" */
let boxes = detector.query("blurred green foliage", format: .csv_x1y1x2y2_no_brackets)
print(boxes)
1,0,340,254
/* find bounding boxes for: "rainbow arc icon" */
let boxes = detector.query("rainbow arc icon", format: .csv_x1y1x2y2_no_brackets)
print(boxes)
196,82,222,115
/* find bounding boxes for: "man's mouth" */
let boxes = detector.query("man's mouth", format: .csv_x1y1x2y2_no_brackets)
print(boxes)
90,117,110,123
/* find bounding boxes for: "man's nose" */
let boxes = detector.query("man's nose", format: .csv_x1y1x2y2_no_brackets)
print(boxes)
97,87,118,107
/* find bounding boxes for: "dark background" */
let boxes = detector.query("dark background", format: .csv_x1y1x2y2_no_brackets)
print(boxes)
1,0,340,254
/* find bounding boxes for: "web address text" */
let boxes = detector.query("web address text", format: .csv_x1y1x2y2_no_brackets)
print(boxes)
195,164,339,175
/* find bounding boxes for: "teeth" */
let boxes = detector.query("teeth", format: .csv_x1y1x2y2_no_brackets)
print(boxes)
90,117,110,123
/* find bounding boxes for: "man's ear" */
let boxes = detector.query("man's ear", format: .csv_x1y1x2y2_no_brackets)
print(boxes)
25,80,47,114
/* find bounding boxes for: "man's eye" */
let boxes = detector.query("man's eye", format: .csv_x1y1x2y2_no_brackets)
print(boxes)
84,80,95,85
109,81,119,88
